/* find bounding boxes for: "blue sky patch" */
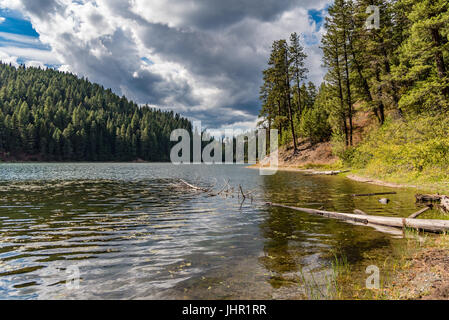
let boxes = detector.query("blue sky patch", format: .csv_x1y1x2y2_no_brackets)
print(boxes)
303,7,328,46
0,9,56,66
308,9,324,27
308,6,329,31
0,9,39,37
141,57,154,65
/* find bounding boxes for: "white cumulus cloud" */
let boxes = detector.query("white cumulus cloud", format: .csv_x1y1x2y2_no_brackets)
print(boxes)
0,0,331,129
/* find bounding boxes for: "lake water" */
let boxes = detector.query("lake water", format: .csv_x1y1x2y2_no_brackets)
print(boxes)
0,163,434,299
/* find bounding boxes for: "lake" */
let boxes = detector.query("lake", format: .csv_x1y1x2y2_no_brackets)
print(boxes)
0,163,431,299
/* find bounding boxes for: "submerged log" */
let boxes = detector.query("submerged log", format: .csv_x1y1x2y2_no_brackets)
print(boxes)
266,202,449,233
352,192,397,197
408,206,431,219
353,209,368,216
415,194,449,213
415,194,445,202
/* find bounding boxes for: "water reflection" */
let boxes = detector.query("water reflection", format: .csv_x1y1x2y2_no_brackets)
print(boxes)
256,172,410,298
0,164,439,299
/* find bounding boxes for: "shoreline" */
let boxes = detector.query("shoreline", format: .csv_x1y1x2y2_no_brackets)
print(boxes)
246,165,334,174
345,174,419,189
247,164,444,192
249,163,449,299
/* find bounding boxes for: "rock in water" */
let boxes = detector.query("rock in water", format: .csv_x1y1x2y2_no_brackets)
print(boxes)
379,198,390,204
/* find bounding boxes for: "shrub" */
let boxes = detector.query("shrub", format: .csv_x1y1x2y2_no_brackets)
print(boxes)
348,114,449,178
300,107,332,144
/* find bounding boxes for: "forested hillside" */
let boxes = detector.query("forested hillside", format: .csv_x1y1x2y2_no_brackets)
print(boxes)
0,63,191,162
259,0,449,183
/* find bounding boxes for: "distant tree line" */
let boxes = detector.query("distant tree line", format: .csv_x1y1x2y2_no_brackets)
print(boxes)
259,0,449,149
0,63,192,161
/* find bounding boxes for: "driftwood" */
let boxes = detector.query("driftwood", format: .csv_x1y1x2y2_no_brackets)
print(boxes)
416,194,449,213
352,192,397,197
238,185,256,203
354,209,368,216
179,179,254,205
408,206,431,219
179,179,209,192
239,185,246,199
441,197,449,213
266,202,449,233
214,182,229,196
415,194,444,202
304,170,350,176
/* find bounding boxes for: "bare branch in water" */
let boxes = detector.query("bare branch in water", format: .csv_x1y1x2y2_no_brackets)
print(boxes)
178,179,255,205
179,179,209,192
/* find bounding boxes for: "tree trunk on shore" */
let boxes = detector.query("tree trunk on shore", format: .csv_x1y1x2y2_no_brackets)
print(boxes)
267,202,449,233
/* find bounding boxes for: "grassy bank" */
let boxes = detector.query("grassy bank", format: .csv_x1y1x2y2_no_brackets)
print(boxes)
295,230,449,300
269,114,449,194
302,115,449,299
257,114,449,299
341,115,449,194
279,230,449,300
333,230,449,300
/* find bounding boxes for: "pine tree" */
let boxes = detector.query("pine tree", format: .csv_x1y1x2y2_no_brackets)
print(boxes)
322,0,352,146
393,0,449,112
260,39,303,151
0,110,5,152
289,32,309,121
0,62,191,161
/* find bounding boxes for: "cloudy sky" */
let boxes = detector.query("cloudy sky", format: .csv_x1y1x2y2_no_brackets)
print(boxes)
0,0,331,130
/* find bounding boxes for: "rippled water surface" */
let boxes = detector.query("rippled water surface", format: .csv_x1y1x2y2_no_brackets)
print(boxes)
0,163,434,299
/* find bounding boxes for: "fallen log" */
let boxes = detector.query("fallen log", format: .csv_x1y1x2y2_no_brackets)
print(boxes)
305,170,350,176
408,206,431,219
415,194,449,213
353,209,368,216
415,194,444,202
441,197,449,213
352,192,397,197
266,202,369,224
266,202,449,233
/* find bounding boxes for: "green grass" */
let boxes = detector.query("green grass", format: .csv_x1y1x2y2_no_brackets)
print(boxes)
297,160,345,171
349,169,449,194
294,232,449,300
343,114,449,194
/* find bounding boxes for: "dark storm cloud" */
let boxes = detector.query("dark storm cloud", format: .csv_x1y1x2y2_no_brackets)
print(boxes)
137,20,263,112
56,28,199,107
5,0,330,128
171,0,299,29
19,0,61,19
